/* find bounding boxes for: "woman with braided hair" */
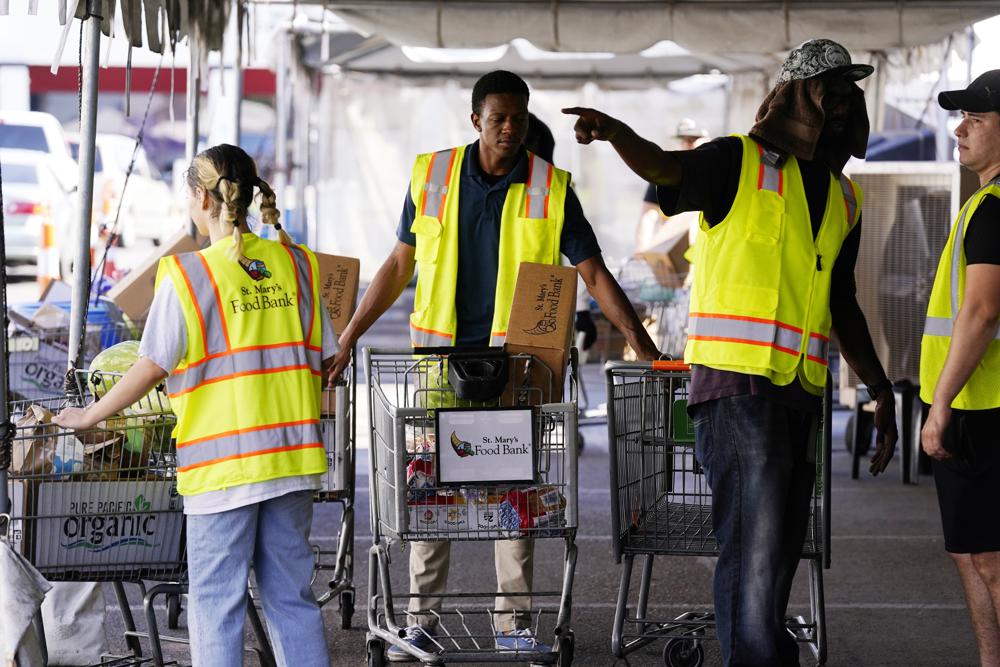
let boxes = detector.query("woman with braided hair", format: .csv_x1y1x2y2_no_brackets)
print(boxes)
56,144,335,666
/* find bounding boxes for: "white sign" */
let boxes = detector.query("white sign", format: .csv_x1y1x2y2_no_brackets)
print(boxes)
436,408,535,485
28,481,184,571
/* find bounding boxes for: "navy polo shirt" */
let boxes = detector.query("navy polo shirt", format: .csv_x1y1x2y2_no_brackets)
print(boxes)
397,141,601,346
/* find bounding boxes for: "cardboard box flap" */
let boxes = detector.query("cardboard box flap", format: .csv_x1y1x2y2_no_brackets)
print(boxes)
504,263,577,351
106,229,208,322
314,253,360,337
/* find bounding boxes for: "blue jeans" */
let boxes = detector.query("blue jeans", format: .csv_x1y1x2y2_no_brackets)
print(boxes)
186,491,329,667
691,395,817,667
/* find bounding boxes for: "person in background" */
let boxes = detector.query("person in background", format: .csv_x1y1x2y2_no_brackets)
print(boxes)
330,70,657,660
919,69,1000,667
565,39,898,666
55,144,335,667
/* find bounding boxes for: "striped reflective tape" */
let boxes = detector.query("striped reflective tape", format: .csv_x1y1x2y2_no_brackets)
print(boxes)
524,152,553,219
924,315,1000,339
174,253,230,356
756,145,783,195
807,334,830,365
839,175,858,225
285,245,317,343
167,343,322,397
490,332,507,346
688,313,802,357
410,322,453,346
176,419,323,471
420,148,457,219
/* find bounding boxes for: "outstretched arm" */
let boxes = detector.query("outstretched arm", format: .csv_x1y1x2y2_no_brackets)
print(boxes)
576,254,659,360
54,358,168,430
562,107,683,186
329,241,416,379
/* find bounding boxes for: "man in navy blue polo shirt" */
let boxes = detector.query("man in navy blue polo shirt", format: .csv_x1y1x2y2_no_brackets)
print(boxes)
333,71,657,660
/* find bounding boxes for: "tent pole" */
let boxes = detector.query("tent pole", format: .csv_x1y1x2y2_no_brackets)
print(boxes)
186,43,201,236
232,0,244,143
67,0,102,372
274,30,290,232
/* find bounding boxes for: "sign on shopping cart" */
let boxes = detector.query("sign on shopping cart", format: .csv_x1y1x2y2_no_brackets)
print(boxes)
435,408,536,485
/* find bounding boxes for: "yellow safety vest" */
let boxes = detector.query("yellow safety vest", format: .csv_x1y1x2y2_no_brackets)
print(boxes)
408,145,568,347
684,135,862,392
919,178,1000,409
155,234,327,496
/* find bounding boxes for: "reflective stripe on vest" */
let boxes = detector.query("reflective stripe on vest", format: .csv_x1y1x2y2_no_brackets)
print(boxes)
410,322,454,347
757,145,783,194
419,149,458,219
284,245,319,345
840,175,858,226
688,313,830,366
174,253,230,356
923,176,1000,339
524,152,553,219
168,343,323,397
176,419,322,471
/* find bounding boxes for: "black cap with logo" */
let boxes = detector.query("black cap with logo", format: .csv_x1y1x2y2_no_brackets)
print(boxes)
939,70,1000,113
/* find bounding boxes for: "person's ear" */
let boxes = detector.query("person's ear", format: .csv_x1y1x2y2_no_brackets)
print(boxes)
471,111,483,133
199,187,212,211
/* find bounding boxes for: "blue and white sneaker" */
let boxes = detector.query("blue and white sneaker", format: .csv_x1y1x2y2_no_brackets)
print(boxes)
495,629,552,652
387,625,438,662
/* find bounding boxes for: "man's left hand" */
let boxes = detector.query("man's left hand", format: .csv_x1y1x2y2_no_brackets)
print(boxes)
921,403,953,461
869,390,898,475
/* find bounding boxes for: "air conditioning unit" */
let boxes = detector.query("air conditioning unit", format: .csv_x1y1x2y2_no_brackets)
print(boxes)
838,161,979,407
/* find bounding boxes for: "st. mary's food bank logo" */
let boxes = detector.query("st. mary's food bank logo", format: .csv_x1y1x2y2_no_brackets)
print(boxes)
230,257,296,315
450,430,529,458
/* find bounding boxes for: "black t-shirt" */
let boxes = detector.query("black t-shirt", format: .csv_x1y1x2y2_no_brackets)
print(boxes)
654,136,863,411
965,193,1000,266
642,182,658,204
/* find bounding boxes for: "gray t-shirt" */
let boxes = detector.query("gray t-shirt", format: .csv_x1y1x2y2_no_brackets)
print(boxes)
140,269,339,515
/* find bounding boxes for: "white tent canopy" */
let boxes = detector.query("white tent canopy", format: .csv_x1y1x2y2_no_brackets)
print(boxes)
321,1,997,54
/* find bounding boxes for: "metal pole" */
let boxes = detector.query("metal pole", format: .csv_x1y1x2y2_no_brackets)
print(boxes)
67,0,101,372
274,30,290,232
186,37,201,237
232,0,244,143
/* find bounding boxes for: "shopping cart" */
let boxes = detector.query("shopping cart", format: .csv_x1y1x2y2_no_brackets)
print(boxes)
616,257,690,360
312,349,358,629
605,360,831,667
364,347,579,666
7,321,139,401
0,371,274,667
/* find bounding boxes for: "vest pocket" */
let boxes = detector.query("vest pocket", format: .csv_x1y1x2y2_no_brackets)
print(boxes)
515,217,557,264
714,284,779,318
411,215,442,263
747,190,784,245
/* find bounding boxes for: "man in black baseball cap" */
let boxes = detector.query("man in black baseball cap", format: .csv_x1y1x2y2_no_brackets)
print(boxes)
921,69,1000,667
939,69,1000,114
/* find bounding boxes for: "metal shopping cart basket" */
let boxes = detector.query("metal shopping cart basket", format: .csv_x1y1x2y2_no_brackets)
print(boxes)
0,371,274,667
364,347,579,666
616,257,690,360
311,348,358,629
605,360,832,667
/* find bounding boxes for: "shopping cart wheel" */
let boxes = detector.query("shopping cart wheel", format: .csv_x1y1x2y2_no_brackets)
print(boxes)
167,592,182,629
366,638,387,667
663,638,704,667
339,590,355,629
557,630,575,666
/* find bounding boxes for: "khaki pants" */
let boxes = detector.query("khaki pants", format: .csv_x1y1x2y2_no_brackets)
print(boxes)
407,539,534,632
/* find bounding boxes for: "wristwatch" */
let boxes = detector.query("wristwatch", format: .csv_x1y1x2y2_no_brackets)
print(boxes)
866,378,894,401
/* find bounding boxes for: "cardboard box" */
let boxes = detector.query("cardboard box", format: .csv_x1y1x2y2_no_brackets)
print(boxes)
12,480,184,573
503,263,578,405
314,253,360,337
106,229,207,322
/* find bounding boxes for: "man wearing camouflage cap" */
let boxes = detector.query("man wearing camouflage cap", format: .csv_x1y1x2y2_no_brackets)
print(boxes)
565,39,898,665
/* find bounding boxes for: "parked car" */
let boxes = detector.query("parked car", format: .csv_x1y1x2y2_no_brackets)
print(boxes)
0,110,79,187
68,133,183,247
1,149,76,277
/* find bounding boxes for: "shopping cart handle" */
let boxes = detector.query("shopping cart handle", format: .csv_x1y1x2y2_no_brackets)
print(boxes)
411,346,501,356
651,359,691,372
